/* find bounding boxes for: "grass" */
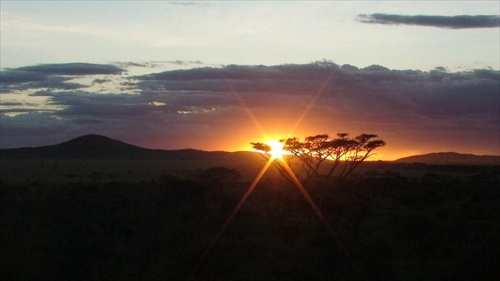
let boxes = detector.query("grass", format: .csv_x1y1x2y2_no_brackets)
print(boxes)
1,157,499,280
0,158,268,186
2,156,493,186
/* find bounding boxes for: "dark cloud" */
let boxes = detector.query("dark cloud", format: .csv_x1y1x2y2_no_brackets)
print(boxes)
0,70,48,84
131,62,499,152
133,62,499,120
0,73,85,93
139,63,341,81
93,78,112,84
0,112,87,148
112,61,208,71
167,60,205,66
1,61,498,156
1,102,25,107
113,62,150,68
13,63,125,76
49,92,161,118
357,14,500,29
1,63,124,93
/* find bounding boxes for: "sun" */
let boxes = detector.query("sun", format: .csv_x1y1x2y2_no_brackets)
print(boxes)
266,140,286,159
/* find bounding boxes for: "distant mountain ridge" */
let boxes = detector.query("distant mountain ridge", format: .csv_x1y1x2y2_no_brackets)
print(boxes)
55,134,149,158
395,152,499,165
2,134,499,165
0,134,233,160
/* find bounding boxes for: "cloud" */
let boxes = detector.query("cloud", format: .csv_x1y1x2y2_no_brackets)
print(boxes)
133,62,499,119
0,70,48,84
12,63,125,75
0,63,127,94
0,112,72,147
1,61,498,156
132,62,499,152
0,73,85,94
357,14,500,29
168,1,208,7
49,91,172,118
93,78,112,85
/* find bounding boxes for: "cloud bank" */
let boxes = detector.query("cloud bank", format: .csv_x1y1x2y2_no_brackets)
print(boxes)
358,14,500,29
1,62,498,158
1,63,126,93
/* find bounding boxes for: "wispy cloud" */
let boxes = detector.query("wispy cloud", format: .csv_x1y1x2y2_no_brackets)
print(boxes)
358,14,500,29
168,1,208,7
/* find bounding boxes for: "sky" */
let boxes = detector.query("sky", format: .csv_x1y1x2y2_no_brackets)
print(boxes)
1,0,499,160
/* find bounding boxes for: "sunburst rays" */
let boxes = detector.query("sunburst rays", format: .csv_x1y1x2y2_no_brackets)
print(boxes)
194,74,361,277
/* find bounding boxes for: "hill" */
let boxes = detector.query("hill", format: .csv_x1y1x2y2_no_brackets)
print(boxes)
395,152,500,165
0,134,234,160
3,135,498,166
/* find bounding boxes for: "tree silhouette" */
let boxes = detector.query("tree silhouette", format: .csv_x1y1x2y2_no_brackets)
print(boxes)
250,141,297,185
252,133,386,184
199,167,242,188
324,133,386,179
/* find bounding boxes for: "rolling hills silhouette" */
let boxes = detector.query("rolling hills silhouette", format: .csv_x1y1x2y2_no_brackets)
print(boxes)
1,134,498,165
396,152,499,165
0,134,238,160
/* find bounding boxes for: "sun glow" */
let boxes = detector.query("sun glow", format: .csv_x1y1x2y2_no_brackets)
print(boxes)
266,140,286,159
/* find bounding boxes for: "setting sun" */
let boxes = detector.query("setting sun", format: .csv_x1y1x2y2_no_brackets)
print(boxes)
266,140,286,159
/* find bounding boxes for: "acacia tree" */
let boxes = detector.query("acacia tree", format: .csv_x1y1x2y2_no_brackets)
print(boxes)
281,134,332,182
250,142,297,185
252,133,385,184
343,134,386,177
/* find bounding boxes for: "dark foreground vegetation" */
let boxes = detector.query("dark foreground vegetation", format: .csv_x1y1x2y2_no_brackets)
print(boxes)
1,164,499,281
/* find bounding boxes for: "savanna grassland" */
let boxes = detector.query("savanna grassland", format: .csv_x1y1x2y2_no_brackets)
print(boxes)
1,156,499,281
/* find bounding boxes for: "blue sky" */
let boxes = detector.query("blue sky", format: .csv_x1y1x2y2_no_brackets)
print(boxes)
2,1,498,70
1,1,499,159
